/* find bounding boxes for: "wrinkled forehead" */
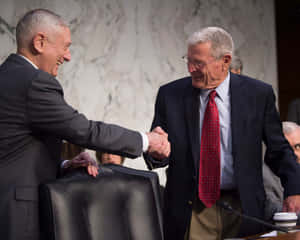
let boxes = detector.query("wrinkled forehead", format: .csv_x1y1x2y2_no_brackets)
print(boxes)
286,129,300,144
63,27,72,45
187,41,213,58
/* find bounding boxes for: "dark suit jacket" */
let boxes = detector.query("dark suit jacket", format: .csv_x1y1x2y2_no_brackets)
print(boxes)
144,73,300,239
0,54,143,240
287,98,300,125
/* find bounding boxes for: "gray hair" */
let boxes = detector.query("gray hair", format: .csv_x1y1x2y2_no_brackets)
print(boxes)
187,27,234,59
282,121,300,135
230,55,243,72
16,9,67,49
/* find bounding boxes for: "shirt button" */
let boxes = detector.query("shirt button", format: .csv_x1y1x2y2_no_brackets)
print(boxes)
188,200,193,205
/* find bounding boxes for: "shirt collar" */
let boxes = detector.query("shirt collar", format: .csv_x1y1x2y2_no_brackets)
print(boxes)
199,72,230,102
17,54,38,69
215,71,230,102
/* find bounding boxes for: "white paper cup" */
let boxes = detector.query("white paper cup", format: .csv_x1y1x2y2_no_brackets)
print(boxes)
273,212,298,229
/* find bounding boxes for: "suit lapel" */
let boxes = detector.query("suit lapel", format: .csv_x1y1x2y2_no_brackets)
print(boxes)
183,74,247,175
184,83,200,174
230,73,246,165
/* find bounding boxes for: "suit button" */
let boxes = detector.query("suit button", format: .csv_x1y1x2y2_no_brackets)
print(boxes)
188,200,193,205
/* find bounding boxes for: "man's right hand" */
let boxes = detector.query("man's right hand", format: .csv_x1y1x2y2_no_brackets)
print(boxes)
146,127,170,159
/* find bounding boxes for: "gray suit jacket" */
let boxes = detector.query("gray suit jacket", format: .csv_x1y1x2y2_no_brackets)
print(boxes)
0,54,143,240
263,164,283,220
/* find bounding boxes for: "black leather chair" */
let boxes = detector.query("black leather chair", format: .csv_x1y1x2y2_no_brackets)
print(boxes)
39,164,163,240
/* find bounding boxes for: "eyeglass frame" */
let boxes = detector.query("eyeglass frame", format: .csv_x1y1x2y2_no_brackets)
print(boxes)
182,55,218,70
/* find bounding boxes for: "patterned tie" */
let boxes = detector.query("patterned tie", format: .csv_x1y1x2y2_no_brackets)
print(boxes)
198,90,220,208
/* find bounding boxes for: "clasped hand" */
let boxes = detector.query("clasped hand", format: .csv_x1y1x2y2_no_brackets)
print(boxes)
147,126,171,159
283,195,300,213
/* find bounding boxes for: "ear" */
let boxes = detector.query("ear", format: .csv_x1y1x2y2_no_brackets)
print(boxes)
222,54,232,71
32,32,47,53
223,54,232,65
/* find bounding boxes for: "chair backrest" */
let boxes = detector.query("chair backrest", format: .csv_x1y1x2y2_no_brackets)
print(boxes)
39,165,163,240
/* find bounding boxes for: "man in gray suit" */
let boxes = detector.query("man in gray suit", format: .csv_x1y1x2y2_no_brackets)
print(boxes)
0,9,170,240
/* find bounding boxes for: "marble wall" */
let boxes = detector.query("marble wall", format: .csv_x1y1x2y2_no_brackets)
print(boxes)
0,0,276,185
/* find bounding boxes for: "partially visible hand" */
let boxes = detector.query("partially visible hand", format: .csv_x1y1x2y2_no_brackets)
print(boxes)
86,164,99,178
147,126,170,159
66,152,99,177
153,126,168,138
283,195,300,213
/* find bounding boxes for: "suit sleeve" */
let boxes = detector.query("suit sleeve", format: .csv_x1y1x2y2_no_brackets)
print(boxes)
263,86,300,198
143,87,170,169
26,71,143,158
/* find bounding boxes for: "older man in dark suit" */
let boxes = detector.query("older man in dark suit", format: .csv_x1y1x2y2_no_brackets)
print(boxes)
144,27,300,240
0,9,170,240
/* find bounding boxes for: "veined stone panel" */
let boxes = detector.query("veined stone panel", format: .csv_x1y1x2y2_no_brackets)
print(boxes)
0,0,276,184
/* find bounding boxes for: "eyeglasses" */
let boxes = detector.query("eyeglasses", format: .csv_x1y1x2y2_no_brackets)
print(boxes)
182,55,216,69
294,143,300,150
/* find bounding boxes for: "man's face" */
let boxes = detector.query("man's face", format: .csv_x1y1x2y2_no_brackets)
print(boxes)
285,129,300,163
230,68,241,74
187,42,230,89
101,153,123,165
39,26,71,76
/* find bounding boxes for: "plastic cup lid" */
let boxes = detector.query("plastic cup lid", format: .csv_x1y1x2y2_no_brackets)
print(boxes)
273,212,298,221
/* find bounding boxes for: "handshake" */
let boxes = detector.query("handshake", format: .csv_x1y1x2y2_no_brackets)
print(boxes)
146,126,171,159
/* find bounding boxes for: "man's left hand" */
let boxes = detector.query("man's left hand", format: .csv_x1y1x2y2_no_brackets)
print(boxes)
283,195,300,213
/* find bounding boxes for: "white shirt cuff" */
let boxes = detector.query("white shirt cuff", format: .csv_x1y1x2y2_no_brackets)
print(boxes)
61,159,69,168
140,132,149,152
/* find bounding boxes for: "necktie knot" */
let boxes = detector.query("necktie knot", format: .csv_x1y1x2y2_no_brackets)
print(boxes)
209,90,217,99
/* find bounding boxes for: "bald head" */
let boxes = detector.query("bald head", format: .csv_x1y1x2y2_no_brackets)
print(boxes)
15,9,72,77
16,9,67,51
230,55,243,74
283,121,300,163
